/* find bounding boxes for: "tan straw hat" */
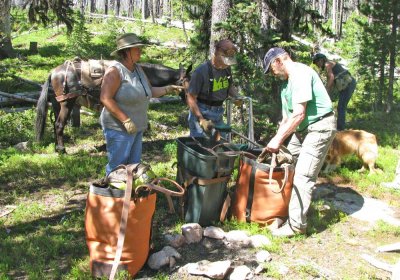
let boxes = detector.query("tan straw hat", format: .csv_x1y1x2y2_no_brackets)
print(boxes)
110,33,146,56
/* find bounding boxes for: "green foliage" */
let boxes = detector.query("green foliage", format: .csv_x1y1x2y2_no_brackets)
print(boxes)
66,13,93,58
25,0,74,32
367,220,400,240
163,142,177,157
0,109,36,146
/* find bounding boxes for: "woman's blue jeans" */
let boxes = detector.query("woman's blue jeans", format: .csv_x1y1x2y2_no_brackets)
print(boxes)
337,78,356,131
103,128,143,176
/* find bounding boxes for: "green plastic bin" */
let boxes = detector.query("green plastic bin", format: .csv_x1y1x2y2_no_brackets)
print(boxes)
184,181,227,226
176,137,238,179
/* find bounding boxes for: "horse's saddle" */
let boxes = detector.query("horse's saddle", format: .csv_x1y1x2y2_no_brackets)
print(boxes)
81,60,107,89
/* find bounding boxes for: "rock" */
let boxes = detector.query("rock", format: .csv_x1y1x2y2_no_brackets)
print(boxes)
250,235,271,248
254,264,265,274
204,226,225,239
229,265,252,280
165,233,186,248
182,223,203,244
256,250,272,263
14,141,29,151
278,264,289,275
147,246,181,270
147,250,169,270
225,230,251,245
162,246,181,259
181,260,231,279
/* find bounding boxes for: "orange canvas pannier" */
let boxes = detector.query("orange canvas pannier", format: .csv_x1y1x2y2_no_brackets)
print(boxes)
85,164,184,279
232,152,294,225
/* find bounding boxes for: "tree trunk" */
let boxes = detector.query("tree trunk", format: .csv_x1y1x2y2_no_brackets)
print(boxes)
181,0,188,42
142,0,149,19
338,0,344,39
324,0,329,19
128,0,134,17
163,0,169,18
105,0,109,15
378,48,386,110
332,0,337,35
209,0,230,57
386,0,398,113
259,0,269,34
115,0,120,16
80,0,85,16
90,0,96,13
0,0,14,58
149,0,155,23
276,0,292,41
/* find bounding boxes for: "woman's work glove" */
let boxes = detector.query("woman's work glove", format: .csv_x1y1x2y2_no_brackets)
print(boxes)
122,118,137,134
199,119,215,134
165,85,184,95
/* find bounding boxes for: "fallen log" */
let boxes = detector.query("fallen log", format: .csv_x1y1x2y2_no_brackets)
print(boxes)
0,91,39,103
376,243,400,253
1,106,35,113
10,75,42,88
361,254,393,272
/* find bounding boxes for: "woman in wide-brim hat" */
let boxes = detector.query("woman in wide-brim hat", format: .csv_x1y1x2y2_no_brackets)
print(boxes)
100,33,183,176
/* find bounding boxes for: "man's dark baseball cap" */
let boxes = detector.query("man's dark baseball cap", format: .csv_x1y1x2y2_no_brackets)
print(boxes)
263,47,287,74
312,53,327,63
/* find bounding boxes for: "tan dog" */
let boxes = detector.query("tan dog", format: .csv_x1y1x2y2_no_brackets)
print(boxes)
323,129,379,173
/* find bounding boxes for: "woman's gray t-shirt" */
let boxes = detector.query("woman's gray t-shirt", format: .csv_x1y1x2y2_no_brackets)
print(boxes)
100,61,152,132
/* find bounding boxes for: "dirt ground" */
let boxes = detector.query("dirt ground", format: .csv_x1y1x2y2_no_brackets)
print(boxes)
3,144,399,280
129,177,400,280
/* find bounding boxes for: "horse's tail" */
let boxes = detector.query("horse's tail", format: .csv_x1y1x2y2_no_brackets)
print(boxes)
35,75,50,142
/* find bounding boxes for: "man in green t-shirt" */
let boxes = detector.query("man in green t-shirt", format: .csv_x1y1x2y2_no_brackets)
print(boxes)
260,47,337,237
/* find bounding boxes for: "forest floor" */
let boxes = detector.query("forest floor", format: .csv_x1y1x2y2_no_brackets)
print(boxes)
63,143,400,280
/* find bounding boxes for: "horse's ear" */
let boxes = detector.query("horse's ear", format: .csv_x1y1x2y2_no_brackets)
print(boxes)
186,64,193,75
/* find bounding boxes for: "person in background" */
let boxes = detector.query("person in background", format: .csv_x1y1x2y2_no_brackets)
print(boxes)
312,53,356,131
381,158,400,189
186,39,243,137
259,47,336,237
100,33,182,176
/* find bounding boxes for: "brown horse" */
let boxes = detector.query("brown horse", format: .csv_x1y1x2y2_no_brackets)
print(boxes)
35,58,191,153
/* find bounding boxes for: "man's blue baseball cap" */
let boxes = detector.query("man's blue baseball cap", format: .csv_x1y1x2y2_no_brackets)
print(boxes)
263,47,287,74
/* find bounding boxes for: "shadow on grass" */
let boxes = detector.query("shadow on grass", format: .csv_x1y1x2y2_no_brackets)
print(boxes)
307,183,364,235
0,203,89,279
0,153,106,205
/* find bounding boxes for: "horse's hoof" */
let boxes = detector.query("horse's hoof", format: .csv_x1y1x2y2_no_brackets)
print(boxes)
56,146,66,154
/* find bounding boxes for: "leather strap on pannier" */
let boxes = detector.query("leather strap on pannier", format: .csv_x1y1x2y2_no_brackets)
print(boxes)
109,165,184,280
241,154,290,223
